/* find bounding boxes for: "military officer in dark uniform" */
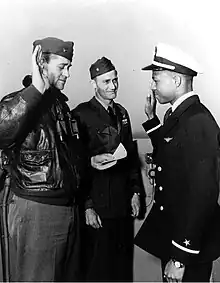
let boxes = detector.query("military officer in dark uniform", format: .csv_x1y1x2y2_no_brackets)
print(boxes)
72,57,141,282
134,43,220,282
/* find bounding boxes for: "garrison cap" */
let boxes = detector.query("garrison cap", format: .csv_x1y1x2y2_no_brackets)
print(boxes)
90,57,116,79
33,37,74,61
142,43,202,76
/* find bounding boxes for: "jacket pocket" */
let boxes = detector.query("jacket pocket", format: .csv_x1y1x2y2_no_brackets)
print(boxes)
20,150,52,166
17,149,57,188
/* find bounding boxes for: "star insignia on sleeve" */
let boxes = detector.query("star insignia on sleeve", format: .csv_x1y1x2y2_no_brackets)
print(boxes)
183,239,190,247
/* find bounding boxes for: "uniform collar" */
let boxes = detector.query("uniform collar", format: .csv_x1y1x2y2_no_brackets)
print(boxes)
94,96,114,111
162,95,200,136
172,91,194,112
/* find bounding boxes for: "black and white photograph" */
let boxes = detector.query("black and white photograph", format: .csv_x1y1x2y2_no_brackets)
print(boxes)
0,0,220,281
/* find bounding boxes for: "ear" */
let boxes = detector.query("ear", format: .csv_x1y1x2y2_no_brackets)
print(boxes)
91,79,97,91
38,58,48,76
173,74,181,88
39,57,46,69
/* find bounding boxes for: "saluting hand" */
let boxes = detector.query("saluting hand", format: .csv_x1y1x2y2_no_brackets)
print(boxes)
32,45,50,94
144,91,156,120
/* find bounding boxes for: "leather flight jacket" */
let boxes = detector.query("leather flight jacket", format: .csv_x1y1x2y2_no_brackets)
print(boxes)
0,85,82,204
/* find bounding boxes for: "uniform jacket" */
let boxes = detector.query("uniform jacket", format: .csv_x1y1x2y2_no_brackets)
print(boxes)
135,95,220,265
0,85,84,205
72,97,141,218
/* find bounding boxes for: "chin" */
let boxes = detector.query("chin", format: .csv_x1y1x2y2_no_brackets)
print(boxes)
156,97,162,104
55,82,65,90
109,93,117,100
156,97,166,104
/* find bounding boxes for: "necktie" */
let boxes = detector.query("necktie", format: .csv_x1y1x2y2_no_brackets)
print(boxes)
108,106,117,127
163,107,172,123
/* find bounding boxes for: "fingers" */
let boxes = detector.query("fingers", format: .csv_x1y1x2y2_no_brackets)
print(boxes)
97,215,103,227
164,260,184,283
87,214,100,229
146,91,156,104
131,203,136,217
32,45,41,59
131,194,140,217
146,92,152,103
144,91,156,119
85,209,102,229
131,203,140,217
86,214,89,225
98,153,114,163
91,153,114,168
32,44,48,94
32,45,42,68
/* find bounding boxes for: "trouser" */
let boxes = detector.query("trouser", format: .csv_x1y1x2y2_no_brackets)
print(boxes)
82,216,134,282
8,195,80,282
161,259,213,282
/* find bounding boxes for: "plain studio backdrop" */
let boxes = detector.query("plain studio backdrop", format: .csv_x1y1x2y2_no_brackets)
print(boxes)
0,0,220,281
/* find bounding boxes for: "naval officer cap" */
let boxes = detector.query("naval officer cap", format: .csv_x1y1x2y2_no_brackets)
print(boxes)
90,57,116,80
142,43,202,76
33,37,74,61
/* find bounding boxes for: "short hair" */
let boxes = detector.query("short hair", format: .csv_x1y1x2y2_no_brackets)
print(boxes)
41,52,52,63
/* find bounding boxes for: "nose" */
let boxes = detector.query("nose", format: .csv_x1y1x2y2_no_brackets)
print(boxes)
109,81,115,90
110,80,118,91
63,68,70,78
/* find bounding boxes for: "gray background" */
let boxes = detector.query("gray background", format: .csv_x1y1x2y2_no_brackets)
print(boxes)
0,0,220,281
0,0,220,138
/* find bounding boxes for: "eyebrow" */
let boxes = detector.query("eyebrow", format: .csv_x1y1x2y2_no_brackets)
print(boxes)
103,77,118,81
58,63,72,67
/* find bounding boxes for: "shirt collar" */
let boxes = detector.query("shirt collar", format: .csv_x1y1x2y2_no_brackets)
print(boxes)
172,91,195,112
95,96,113,111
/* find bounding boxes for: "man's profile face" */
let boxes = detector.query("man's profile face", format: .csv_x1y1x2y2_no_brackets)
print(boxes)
151,70,176,104
45,54,72,90
94,70,118,102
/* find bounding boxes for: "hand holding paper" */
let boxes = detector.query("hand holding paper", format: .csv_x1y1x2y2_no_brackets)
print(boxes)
91,143,127,170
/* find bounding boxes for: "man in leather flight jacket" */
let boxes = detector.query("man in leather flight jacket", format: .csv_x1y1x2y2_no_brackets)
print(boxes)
0,37,85,282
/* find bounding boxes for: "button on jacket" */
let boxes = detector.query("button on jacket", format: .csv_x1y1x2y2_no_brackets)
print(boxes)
135,95,220,265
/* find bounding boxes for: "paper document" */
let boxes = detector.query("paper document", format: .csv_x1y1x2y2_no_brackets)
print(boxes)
98,143,127,170
113,143,127,160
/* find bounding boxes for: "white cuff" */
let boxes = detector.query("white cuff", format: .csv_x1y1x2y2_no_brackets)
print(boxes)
172,240,200,254
146,124,162,134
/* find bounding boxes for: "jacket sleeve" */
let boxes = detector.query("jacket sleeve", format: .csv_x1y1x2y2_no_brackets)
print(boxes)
124,111,142,195
0,85,43,149
170,113,220,264
142,115,162,151
71,107,94,210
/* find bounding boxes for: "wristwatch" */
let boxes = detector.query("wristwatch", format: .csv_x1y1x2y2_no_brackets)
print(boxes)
172,259,184,268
